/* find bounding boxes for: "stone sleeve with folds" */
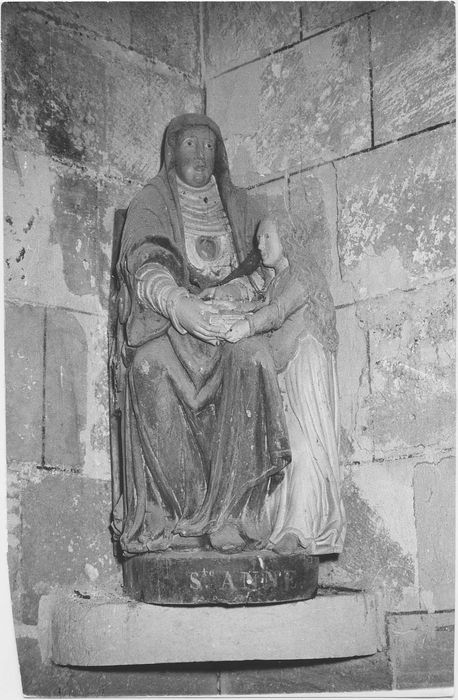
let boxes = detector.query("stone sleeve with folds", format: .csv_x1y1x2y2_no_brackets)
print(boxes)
135,261,190,335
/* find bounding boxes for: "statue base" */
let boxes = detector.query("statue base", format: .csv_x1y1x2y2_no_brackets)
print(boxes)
123,549,319,605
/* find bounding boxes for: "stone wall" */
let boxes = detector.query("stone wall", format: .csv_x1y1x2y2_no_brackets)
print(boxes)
3,2,205,695
205,0,455,692
4,1,455,696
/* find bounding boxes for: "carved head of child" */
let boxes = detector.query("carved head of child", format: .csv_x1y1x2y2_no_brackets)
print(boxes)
256,218,284,268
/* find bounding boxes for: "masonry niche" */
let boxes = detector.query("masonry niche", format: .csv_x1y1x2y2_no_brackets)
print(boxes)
4,2,455,697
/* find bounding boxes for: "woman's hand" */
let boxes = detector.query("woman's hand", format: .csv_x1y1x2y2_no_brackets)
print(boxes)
174,295,233,344
225,318,251,343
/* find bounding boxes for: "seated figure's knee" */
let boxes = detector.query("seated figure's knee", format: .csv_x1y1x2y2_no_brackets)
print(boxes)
131,337,172,382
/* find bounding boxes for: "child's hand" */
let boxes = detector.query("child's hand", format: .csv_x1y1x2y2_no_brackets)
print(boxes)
225,318,251,343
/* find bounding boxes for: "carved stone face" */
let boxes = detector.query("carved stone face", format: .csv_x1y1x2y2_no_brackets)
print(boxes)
257,219,283,268
174,126,216,188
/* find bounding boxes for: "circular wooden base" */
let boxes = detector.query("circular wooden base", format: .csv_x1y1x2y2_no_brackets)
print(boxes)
123,549,319,605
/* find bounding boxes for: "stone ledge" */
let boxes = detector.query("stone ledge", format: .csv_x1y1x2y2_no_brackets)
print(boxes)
39,589,380,666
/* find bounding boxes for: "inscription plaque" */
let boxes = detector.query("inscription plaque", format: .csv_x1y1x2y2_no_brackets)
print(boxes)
123,550,319,605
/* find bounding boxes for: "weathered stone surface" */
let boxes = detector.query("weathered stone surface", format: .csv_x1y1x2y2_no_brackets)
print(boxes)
43,308,88,471
51,167,110,308
3,7,203,181
5,302,44,464
131,2,200,75
21,473,118,624
372,2,455,143
320,466,416,612
16,2,132,46
105,41,203,181
388,611,454,689
3,10,106,165
205,1,300,77
43,308,110,476
347,459,419,611
78,314,111,480
97,178,142,272
335,305,372,464
17,636,217,697
337,125,455,300
8,469,23,619
414,455,455,611
357,279,455,460
124,550,318,605
220,651,392,695
42,589,379,665
3,149,105,314
289,167,355,305
208,17,371,185
301,1,380,38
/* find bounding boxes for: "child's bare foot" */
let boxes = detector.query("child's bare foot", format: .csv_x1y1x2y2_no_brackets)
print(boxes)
271,533,303,555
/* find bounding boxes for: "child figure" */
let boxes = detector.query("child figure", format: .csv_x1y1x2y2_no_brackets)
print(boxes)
226,218,346,556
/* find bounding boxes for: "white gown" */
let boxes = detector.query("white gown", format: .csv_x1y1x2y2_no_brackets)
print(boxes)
268,332,346,554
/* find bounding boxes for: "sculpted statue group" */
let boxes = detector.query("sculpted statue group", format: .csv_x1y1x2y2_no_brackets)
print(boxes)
110,114,346,603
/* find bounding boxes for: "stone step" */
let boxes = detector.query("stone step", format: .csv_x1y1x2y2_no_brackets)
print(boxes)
39,588,380,666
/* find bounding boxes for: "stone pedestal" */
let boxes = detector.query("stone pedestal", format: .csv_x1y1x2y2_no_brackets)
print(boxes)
38,588,381,666
123,549,319,605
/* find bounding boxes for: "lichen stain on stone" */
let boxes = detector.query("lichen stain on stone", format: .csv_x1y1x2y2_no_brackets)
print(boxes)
336,475,415,598
90,420,109,454
35,97,85,162
50,170,110,307
4,20,85,162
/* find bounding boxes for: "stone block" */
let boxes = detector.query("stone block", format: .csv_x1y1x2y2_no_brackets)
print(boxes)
17,636,217,697
104,41,203,182
3,149,104,314
43,308,110,477
337,125,455,300
43,308,88,471
21,473,119,625
414,455,455,611
347,459,419,611
372,2,455,143
220,651,392,695
388,610,454,689
5,302,45,464
335,305,372,463
42,589,379,665
301,2,380,38
357,279,455,460
3,11,106,165
320,462,417,612
207,17,371,185
130,2,200,74
205,1,300,77
14,2,132,46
